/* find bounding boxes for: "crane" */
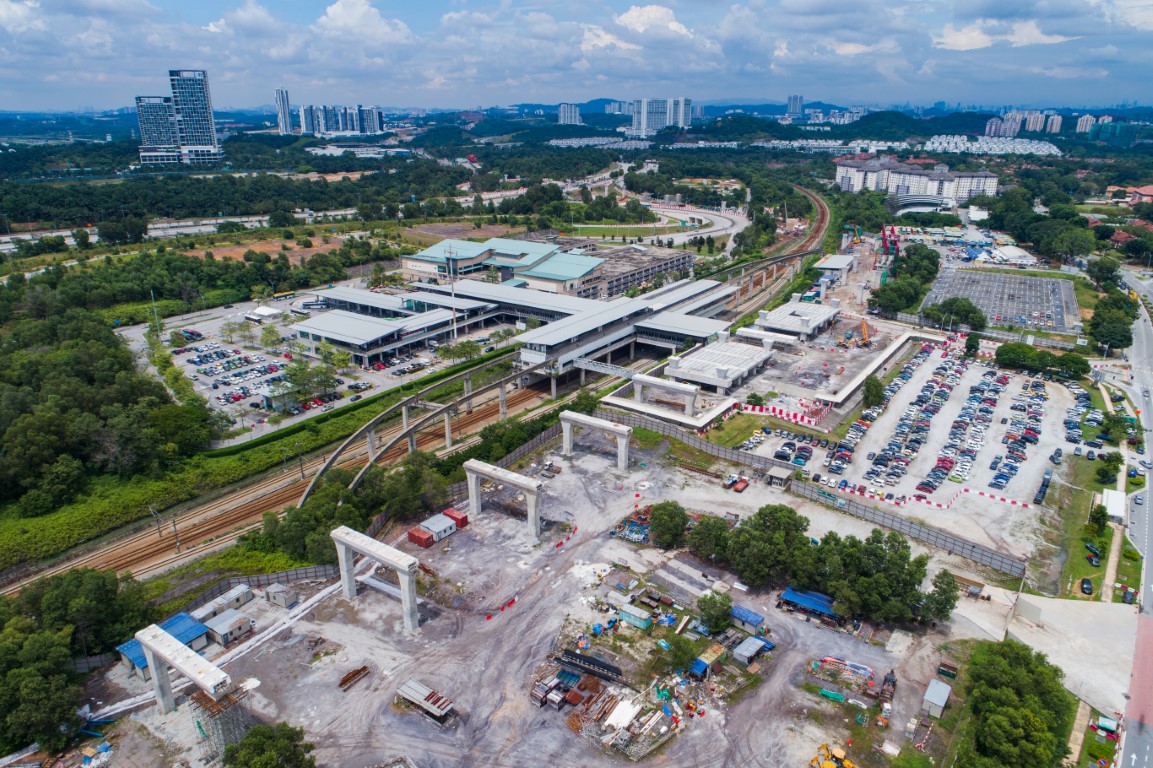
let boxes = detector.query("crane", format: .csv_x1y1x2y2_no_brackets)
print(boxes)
809,743,858,768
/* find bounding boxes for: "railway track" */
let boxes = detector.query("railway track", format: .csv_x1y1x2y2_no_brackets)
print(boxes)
2,358,646,591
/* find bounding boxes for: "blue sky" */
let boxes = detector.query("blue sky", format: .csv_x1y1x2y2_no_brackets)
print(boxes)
0,0,1149,111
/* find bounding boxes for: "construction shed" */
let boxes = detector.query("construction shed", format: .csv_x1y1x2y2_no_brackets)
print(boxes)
733,635,771,666
779,586,840,620
204,608,255,647
397,678,455,724
691,642,729,677
419,513,457,542
922,679,952,719
190,584,253,622
443,508,469,528
264,583,298,609
766,466,792,488
730,604,766,634
617,603,653,630
117,613,209,681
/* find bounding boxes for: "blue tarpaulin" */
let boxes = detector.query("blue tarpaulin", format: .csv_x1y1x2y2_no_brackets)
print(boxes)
116,613,209,670
690,659,708,676
730,604,765,629
780,586,839,619
755,636,777,651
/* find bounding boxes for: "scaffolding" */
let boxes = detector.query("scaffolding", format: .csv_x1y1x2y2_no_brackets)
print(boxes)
190,686,255,764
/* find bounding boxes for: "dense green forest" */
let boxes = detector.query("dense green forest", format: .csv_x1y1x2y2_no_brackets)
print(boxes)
0,568,157,752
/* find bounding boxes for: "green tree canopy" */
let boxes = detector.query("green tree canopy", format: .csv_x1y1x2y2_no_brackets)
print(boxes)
224,722,316,768
862,375,885,408
696,592,733,634
649,501,689,549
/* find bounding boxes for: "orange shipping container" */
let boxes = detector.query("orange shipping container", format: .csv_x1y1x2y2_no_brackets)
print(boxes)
408,527,435,548
443,508,469,528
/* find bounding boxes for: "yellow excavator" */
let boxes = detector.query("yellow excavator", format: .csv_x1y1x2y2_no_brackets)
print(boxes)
809,743,858,768
859,319,870,348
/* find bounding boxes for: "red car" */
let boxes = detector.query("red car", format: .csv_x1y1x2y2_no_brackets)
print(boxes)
283,353,293,360
373,363,385,370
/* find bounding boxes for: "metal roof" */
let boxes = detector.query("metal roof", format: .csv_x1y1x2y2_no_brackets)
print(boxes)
634,312,730,338
734,636,767,659
396,308,453,333
290,310,403,346
312,286,407,313
516,298,652,347
420,513,456,535
730,604,765,627
117,613,208,669
924,679,952,707
817,254,855,270
520,251,604,281
401,290,492,312
398,678,455,718
482,237,559,267
409,239,491,264
780,586,839,618
420,279,597,314
203,608,250,634
640,279,723,307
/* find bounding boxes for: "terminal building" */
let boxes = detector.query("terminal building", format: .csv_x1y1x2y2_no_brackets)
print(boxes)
400,236,694,299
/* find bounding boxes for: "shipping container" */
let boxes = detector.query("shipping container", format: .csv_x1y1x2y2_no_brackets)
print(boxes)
408,527,435,548
443,508,469,528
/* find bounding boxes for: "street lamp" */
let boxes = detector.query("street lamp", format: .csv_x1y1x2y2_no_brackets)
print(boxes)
294,441,305,481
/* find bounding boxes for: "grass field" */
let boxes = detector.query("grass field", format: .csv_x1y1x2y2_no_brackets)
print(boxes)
562,224,688,239
1055,458,1112,597
1113,537,1143,603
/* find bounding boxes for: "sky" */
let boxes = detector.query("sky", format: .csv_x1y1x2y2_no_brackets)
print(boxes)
0,0,1149,112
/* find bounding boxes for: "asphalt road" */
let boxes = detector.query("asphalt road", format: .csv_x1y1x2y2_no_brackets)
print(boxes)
1119,271,1153,768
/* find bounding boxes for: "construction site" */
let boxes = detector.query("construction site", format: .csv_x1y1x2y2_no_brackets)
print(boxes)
72,407,1077,768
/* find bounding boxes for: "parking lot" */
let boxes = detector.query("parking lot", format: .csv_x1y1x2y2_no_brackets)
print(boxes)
921,269,1079,331
752,346,1079,556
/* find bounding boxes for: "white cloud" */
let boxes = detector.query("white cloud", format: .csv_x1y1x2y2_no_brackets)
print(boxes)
312,0,412,44
206,0,279,35
1091,0,1153,30
1031,65,1109,78
932,21,996,50
580,24,640,52
1006,20,1077,46
614,5,691,36
835,38,899,56
0,0,44,33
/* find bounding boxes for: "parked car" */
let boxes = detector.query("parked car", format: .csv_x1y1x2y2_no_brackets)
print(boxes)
1080,577,1093,596
1086,554,1101,567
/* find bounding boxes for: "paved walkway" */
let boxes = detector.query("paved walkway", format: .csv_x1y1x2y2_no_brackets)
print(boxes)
1102,522,1125,602
1064,699,1092,767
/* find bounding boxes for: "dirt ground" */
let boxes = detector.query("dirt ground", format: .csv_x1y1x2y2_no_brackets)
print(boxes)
185,236,348,266
97,428,1012,768
411,223,526,240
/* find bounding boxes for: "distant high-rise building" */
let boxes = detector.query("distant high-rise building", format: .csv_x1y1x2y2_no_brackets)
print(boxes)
135,69,222,165
557,103,583,125
628,98,691,137
1098,115,1113,124
297,103,387,136
1024,112,1046,132
1045,114,1063,134
299,105,317,135
1076,114,1097,133
787,94,804,118
275,88,292,135
984,117,1003,137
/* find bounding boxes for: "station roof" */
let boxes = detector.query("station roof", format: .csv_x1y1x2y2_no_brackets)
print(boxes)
290,310,402,346
634,312,729,339
817,254,855,271
419,279,597,315
639,279,723,307
408,239,491,264
755,301,840,334
669,339,772,377
780,586,839,618
312,286,406,313
396,308,453,333
516,298,652,347
520,251,604,281
482,237,559,267
401,290,492,312
117,613,208,669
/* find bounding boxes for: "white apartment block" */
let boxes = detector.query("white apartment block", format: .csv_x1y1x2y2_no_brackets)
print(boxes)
834,156,998,204
628,98,692,137
557,103,583,125
1046,115,1063,133
1076,114,1097,133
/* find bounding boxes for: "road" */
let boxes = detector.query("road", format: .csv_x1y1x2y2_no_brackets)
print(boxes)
1118,270,1153,768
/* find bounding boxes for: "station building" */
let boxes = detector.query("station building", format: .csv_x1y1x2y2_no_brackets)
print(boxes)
751,295,842,341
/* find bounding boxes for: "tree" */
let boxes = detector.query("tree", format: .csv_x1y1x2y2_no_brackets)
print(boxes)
456,340,483,360
696,592,733,634
260,324,282,350
1050,228,1096,263
71,228,90,249
1100,414,1129,441
746,393,765,407
224,722,316,768
251,284,273,303
1089,308,1134,351
995,342,1037,370
649,501,688,548
862,375,885,408
653,633,700,675
965,332,981,357
1055,352,1090,379
1085,256,1121,289
569,388,599,415
924,570,960,621
267,210,299,229
688,515,730,562
1089,504,1108,536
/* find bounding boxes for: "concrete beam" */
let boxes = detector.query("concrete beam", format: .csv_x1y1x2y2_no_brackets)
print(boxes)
330,525,420,633
462,459,544,542
559,411,632,471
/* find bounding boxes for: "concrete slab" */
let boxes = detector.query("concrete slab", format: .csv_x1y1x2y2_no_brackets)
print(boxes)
1007,594,1139,715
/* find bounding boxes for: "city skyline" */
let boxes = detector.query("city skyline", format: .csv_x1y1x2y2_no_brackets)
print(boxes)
0,1,1149,112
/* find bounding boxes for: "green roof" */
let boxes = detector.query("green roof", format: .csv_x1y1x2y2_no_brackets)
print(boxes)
408,239,491,264
520,252,604,282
